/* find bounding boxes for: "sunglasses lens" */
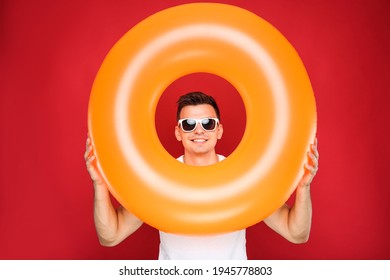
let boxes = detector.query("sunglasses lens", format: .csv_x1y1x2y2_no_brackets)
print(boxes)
201,118,217,131
182,119,196,131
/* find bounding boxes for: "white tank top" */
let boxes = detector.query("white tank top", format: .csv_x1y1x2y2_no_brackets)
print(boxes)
158,155,247,260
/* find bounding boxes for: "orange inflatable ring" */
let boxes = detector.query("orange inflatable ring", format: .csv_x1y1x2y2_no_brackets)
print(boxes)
88,3,317,234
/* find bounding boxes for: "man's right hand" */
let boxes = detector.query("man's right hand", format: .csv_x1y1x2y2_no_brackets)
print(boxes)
84,136,106,187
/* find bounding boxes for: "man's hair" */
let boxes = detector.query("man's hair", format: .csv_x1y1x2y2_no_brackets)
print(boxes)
176,91,221,121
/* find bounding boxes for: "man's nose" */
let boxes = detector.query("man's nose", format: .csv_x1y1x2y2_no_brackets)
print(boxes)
194,122,204,133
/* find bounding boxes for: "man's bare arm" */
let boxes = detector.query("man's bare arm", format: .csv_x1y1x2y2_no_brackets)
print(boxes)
264,138,319,243
85,137,143,246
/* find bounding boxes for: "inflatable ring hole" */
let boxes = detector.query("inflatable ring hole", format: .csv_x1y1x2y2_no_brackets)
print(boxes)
155,72,247,160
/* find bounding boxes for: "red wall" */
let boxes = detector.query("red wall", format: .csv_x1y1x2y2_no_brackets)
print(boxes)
1,0,389,259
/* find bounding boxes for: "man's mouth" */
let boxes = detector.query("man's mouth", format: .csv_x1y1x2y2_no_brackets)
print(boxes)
191,139,207,143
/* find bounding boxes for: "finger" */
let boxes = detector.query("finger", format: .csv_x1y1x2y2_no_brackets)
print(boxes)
85,137,95,156
308,150,316,162
311,144,319,159
84,149,89,160
305,163,317,175
310,142,318,154
85,139,94,157
312,138,319,159
86,155,96,168
85,140,90,157
308,151,318,166
84,145,92,160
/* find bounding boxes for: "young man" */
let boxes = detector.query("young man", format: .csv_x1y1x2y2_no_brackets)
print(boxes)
85,92,319,259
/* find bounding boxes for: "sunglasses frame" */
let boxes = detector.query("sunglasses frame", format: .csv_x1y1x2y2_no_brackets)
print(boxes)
178,117,220,132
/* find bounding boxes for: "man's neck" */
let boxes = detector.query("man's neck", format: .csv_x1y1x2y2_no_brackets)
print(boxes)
183,151,219,166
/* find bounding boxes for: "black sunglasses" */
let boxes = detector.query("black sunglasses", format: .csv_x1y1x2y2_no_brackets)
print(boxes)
178,118,219,132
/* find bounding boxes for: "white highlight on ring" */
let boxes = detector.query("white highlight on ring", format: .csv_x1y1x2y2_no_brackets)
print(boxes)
115,24,289,203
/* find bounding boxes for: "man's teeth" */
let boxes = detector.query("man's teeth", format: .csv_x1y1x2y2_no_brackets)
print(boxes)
193,139,206,142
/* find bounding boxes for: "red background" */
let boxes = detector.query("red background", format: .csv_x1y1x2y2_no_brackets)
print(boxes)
1,0,389,259
156,73,246,159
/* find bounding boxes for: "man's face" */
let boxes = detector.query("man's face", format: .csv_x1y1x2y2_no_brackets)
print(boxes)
175,104,223,156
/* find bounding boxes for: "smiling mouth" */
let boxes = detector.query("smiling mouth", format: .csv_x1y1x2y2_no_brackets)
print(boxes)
191,139,207,143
